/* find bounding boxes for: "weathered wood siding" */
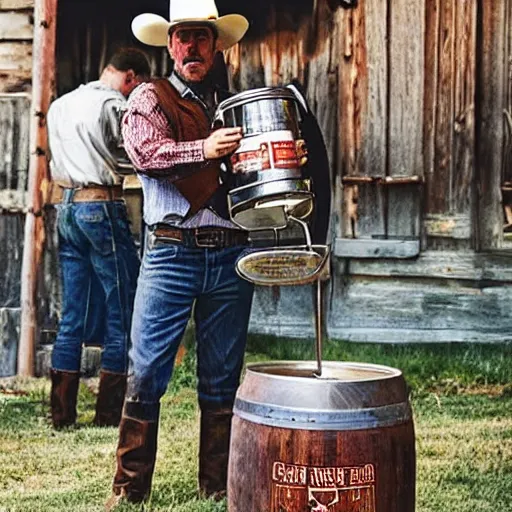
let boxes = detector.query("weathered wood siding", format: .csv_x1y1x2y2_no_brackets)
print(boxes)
0,93,30,375
0,0,33,92
226,0,512,342
41,0,512,344
227,0,486,251
2,0,512,368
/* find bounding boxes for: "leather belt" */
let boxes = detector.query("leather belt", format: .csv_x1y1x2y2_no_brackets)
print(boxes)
48,183,124,204
150,225,249,249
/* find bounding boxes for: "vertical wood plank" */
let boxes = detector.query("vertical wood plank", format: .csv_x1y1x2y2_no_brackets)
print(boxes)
433,0,455,213
12,94,30,190
361,0,388,179
452,0,476,215
0,307,20,377
331,7,345,240
0,94,30,192
0,214,24,307
388,0,425,178
424,0,476,216
424,0,476,248
0,98,14,190
387,0,425,237
423,0,440,217
476,0,506,249
338,0,387,239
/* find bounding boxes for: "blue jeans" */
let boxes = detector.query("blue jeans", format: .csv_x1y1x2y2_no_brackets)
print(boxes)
51,193,140,374
125,241,254,420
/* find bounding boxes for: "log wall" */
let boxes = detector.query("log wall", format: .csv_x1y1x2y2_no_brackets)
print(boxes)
2,0,512,374
0,0,33,92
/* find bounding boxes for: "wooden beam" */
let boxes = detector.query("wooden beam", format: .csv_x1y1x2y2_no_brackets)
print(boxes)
334,237,420,259
0,11,33,40
423,213,472,240
332,249,512,282
475,1,506,249
387,0,425,238
0,41,32,71
0,0,34,9
18,0,57,377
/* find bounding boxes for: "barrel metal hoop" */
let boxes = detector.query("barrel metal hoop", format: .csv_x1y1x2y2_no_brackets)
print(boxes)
234,399,412,431
216,87,297,112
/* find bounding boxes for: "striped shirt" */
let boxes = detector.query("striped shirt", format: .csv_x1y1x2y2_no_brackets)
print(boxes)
122,73,235,229
47,81,127,186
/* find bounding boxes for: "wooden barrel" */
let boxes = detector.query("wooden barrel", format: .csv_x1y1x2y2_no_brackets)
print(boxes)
228,361,415,512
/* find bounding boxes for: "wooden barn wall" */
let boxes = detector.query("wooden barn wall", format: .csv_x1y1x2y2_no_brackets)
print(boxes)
502,2,512,239
226,0,483,250
29,0,512,347
0,0,33,92
424,0,476,249
225,0,512,342
2,0,512,369
0,93,30,376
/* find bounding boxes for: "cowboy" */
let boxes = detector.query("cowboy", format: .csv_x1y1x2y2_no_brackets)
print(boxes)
47,48,151,430
106,0,253,507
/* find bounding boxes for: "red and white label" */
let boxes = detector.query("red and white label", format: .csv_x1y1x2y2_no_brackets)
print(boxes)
230,130,299,174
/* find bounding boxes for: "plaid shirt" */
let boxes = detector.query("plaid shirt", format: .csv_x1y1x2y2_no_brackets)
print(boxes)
122,73,235,228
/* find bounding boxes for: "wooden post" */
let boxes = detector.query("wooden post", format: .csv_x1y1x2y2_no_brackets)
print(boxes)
475,1,506,249
18,0,58,376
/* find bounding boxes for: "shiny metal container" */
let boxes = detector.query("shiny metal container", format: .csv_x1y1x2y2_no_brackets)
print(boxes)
214,87,313,230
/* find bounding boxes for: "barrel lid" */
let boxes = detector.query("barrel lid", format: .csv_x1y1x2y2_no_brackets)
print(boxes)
216,87,297,113
247,360,402,380
235,361,409,412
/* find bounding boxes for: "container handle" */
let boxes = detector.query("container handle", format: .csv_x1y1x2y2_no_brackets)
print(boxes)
286,83,309,114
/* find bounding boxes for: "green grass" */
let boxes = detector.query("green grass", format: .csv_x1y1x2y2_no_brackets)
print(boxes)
0,336,511,511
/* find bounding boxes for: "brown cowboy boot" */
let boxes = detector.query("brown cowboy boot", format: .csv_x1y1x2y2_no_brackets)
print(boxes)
50,369,80,429
93,370,127,427
105,406,160,510
198,406,233,500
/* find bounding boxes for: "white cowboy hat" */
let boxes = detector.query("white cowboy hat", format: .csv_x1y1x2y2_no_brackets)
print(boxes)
132,0,249,51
